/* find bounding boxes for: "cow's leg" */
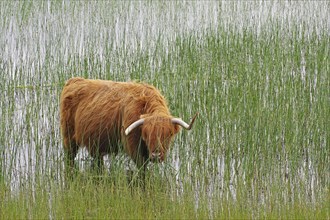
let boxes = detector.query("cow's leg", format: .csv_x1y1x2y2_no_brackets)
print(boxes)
91,154,104,174
61,118,78,172
141,161,147,190
133,148,149,190
63,138,79,181
125,137,149,189
128,156,146,190
89,141,105,174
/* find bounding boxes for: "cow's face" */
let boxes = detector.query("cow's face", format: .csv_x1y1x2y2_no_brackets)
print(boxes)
141,116,180,162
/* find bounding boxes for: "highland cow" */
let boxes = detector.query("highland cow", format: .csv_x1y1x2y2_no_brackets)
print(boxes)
60,77,197,176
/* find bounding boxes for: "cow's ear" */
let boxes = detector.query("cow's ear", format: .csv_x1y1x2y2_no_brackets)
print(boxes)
174,124,181,134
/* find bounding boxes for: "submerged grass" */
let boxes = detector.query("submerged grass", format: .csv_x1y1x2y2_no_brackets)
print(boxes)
1,1,329,219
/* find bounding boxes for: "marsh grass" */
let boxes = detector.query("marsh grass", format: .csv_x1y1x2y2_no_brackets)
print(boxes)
1,1,329,219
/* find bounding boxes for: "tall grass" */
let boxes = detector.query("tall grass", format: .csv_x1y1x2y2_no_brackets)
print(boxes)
1,1,329,219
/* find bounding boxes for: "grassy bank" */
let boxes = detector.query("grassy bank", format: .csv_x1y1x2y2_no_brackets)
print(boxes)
1,176,329,219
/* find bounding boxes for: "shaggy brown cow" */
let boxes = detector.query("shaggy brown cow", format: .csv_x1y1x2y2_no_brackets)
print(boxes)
60,77,197,175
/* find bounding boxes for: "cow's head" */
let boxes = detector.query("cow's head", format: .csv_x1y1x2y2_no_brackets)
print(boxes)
125,113,198,162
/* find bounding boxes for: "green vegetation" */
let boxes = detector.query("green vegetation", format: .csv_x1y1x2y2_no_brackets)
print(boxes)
0,1,329,219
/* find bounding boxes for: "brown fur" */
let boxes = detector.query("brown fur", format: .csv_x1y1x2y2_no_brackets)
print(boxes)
60,77,180,171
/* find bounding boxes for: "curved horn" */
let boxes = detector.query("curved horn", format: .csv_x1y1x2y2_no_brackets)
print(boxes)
125,118,145,135
172,112,198,130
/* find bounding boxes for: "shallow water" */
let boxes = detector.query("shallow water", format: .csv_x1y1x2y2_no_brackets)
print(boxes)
1,1,328,82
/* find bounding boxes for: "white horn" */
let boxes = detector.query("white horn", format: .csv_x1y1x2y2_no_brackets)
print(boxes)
172,112,198,130
125,118,145,135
